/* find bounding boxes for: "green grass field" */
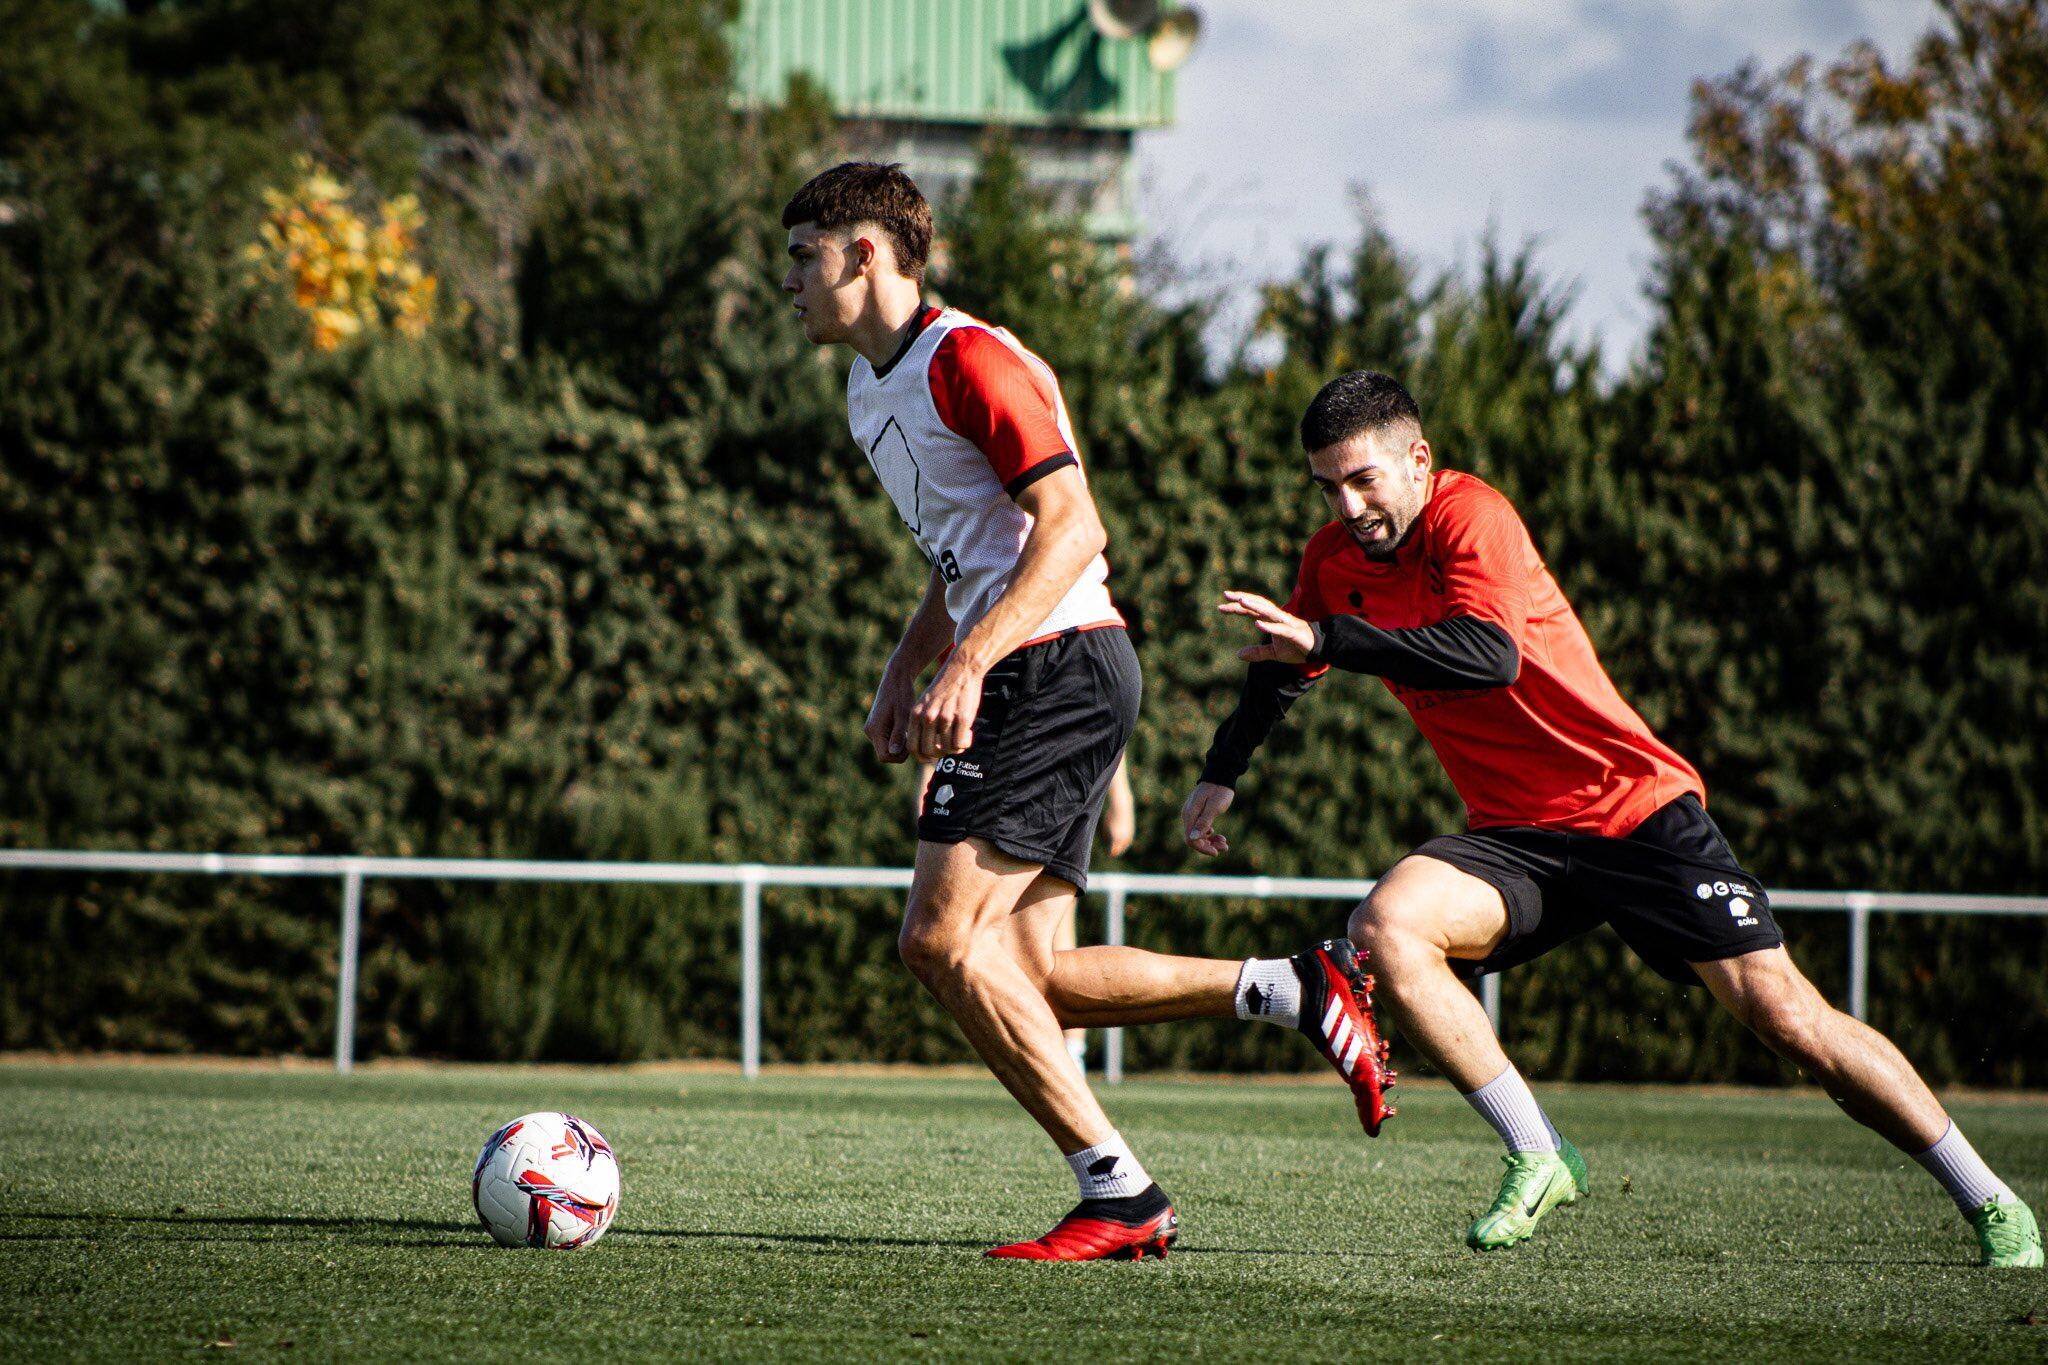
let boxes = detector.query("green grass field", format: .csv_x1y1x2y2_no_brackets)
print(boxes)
2,1062,2043,1361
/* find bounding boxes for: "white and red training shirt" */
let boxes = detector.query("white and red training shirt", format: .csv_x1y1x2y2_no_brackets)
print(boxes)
845,305,1121,646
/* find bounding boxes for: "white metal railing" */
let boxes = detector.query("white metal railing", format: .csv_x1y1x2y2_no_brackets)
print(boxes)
3,849,2045,1078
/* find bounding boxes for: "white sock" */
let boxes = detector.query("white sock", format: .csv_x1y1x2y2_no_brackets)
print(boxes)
1463,1064,1561,1153
1914,1121,2016,1215
1235,958,1301,1028
1066,1034,1088,1072
1067,1132,1150,1201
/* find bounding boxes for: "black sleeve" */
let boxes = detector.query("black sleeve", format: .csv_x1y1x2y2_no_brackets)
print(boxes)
1199,661,1321,789
1309,614,1520,690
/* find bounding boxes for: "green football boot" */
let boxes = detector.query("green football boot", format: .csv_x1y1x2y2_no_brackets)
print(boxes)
1466,1137,1589,1251
1970,1197,2043,1268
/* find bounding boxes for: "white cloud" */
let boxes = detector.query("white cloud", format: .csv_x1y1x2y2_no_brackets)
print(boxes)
1136,0,1934,367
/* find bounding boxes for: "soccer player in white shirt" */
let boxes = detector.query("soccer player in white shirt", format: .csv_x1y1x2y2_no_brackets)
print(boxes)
782,163,1396,1260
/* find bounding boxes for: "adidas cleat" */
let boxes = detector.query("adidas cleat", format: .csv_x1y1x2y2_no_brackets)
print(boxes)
985,1184,1178,1262
1466,1137,1588,1251
1293,939,1396,1136
1970,1196,2043,1269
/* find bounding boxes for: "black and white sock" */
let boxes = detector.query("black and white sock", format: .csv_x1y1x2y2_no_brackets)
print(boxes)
1462,1063,1561,1153
1914,1121,2016,1215
1067,1132,1151,1201
1234,958,1301,1028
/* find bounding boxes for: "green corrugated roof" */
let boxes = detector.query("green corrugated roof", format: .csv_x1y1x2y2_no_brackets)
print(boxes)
731,0,1178,130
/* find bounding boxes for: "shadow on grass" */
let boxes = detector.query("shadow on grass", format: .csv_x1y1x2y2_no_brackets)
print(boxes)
11,1210,988,1252
10,1211,1310,1256
11,1210,478,1246
24,1211,1929,1267
610,1227,992,1251
597,1228,1389,1257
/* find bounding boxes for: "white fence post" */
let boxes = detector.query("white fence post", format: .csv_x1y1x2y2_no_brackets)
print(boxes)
334,864,363,1074
740,869,763,1079
1480,972,1501,1034
1846,892,1873,1021
1103,882,1128,1085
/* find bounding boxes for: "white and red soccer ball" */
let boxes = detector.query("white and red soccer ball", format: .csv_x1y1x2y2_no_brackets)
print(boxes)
472,1111,620,1249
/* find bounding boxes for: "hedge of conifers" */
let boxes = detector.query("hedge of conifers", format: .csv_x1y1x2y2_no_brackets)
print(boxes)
3,1,2043,1082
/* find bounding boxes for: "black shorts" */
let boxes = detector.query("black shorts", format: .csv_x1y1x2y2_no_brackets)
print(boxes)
917,625,1140,891
1412,794,1784,986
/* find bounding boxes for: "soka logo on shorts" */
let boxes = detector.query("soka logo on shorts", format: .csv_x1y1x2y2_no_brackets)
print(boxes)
932,784,954,813
1698,880,1760,925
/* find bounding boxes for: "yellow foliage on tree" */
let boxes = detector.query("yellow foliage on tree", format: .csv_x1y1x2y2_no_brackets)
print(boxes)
246,159,438,350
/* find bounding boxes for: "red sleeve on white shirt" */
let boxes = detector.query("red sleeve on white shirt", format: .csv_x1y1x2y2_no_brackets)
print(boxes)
927,327,1076,496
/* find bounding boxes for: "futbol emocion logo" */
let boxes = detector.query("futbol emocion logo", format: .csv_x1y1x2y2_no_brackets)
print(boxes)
1696,880,1758,925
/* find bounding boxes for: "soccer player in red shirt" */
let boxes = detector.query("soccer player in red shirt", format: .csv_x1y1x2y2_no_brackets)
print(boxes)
781,164,1393,1260
1183,370,2040,1268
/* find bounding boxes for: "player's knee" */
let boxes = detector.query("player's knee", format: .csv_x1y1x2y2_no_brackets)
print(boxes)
1744,989,1832,1065
1348,891,1439,969
1347,896,1391,953
897,916,970,988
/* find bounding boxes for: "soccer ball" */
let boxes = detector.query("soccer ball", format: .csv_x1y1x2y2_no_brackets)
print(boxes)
471,1111,621,1249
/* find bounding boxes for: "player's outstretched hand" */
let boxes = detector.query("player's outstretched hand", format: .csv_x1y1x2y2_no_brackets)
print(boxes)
1219,591,1314,665
1182,781,1235,858
865,667,917,764
909,656,983,763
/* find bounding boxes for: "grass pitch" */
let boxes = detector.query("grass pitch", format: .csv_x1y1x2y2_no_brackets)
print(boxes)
2,1062,2043,1361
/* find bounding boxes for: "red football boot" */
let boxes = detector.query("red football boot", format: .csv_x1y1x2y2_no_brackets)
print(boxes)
985,1185,1178,1261
1294,939,1397,1135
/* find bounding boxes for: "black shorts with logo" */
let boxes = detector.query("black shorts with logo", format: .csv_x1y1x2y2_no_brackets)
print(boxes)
918,625,1140,891
1412,794,1783,986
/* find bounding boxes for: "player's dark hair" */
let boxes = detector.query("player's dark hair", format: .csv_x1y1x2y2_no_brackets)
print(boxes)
1299,371,1424,452
781,161,933,280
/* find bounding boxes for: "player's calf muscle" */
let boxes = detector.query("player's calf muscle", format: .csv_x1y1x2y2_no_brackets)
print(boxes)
1040,948,1238,1026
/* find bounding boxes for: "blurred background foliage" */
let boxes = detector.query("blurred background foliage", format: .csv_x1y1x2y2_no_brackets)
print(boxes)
2,0,2043,1083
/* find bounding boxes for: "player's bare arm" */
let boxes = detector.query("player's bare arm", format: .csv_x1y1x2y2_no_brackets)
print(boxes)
907,465,1106,762
1100,755,1135,856
868,567,954,764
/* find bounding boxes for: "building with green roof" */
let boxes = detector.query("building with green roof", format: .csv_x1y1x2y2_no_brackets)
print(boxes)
731,0,1199,239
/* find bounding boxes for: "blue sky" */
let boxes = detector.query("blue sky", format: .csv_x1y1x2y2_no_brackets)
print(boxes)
1135,0,1930,367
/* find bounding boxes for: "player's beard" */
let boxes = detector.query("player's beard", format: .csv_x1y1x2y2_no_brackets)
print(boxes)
1350,486,1424,561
